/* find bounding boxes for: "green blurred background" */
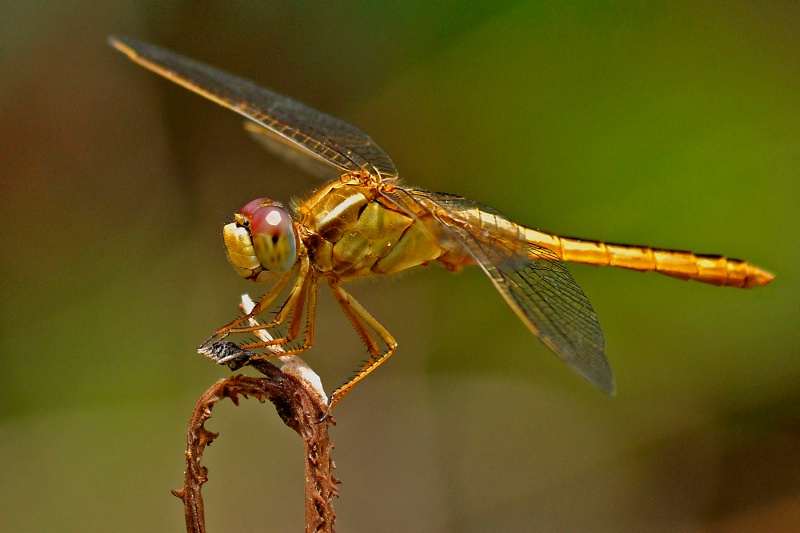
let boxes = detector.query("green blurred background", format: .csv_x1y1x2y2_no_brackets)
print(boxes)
2,2,798,531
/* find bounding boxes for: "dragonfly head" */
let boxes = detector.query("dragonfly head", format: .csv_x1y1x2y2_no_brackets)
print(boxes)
223,197,298,282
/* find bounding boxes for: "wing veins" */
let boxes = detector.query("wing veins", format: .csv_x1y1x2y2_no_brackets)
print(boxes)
110,36,397,179
386,188,614,393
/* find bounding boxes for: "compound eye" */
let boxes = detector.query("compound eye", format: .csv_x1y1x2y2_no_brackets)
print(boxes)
249,205,297,273
239,197,271,219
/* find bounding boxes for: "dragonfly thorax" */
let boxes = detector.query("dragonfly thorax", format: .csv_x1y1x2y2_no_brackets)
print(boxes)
300,180,443,279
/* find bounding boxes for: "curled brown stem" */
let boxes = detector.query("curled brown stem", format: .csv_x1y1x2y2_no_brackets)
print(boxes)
173,350,337,533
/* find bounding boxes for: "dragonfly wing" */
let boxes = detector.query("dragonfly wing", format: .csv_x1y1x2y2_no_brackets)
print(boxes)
243,121,342,181
490,246,613,394
109,36,398,180
388,189,614,394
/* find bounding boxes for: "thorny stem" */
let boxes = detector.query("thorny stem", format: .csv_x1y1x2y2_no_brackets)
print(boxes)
173,352,337,533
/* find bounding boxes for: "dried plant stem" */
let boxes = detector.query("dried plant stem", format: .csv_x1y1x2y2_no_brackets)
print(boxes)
172,356,337,533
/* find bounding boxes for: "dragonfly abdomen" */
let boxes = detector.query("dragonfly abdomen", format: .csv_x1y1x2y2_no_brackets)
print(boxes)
524,228,774,288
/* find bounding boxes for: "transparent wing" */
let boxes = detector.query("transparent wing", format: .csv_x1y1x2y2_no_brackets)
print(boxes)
109,36,398,180
387,188,614,394
243,121,342,181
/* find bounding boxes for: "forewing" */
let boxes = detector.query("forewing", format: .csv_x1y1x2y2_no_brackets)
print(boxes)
110,36,398,180
388,189,614,394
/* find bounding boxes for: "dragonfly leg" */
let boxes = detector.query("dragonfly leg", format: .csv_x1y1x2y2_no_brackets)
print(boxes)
207,267,295,342
218,251,312,336
227,252,316,346
242,275,318,355
326,279,398,413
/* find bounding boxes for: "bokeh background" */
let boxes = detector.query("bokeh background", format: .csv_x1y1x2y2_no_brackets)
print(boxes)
2,2,798,531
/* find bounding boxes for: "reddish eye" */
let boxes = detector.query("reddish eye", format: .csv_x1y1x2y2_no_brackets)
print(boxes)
239,197,271,219
249,205,297,273
250,205,291,236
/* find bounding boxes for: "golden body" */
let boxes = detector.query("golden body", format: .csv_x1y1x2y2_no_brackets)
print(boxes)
111,37,773,412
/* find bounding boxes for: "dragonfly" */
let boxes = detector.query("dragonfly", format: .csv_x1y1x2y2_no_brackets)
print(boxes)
110,36,774,411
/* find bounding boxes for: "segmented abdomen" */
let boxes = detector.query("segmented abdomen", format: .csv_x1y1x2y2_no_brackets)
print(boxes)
524,229,774,288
